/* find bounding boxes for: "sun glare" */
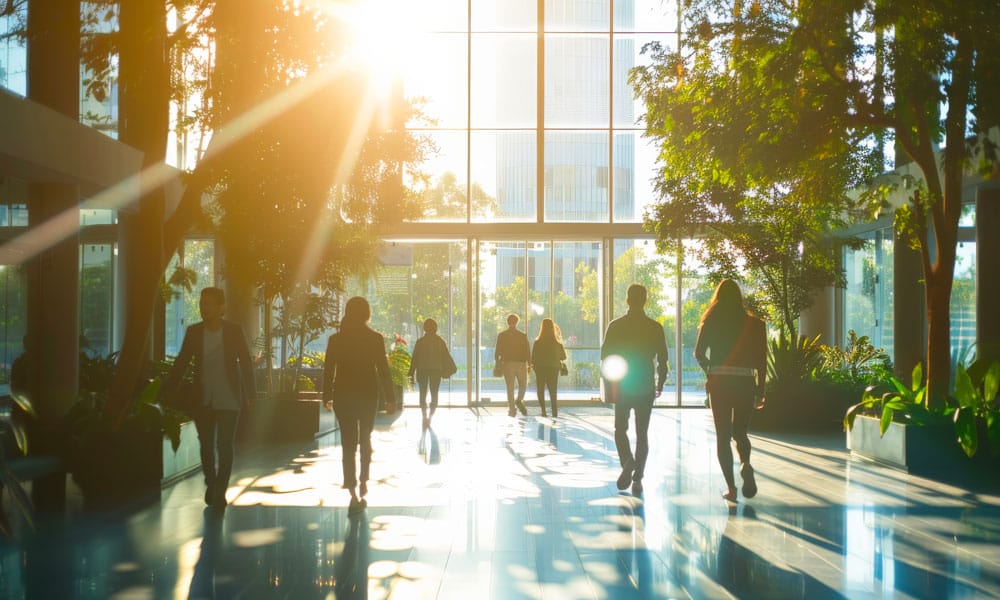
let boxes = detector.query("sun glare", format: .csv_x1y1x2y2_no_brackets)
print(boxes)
328,0,430,96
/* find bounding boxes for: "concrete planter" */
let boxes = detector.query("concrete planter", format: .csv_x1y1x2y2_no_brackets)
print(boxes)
162,420,200,485
847,414,999,489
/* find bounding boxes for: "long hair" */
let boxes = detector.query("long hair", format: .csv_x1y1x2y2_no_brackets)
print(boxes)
535,318,562,344
341,296,371,331
699,279,747,330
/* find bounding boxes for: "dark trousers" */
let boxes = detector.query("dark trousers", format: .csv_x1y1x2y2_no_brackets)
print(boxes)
194,409,240,491
535,367,559,415
614,398,653,481
708,376,755,488
416,370,442,417
335,403,376,488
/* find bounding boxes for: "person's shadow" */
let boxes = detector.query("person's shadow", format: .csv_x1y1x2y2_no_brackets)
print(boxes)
614,498,654,597
715,504,756,594
418,426,440,465
188,507,225,599
335,514,371,599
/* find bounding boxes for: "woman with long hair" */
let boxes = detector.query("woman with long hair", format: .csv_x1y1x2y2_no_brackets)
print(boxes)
531,318,567,417
695,279,767,502
323,296,393,512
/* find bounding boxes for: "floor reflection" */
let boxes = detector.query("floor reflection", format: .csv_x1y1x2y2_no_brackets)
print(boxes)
2,408,1000,599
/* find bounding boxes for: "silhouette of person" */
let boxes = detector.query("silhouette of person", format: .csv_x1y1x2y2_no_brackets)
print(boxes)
164,287,256,508
408,318,454,429
323,296,392,513
601,284,669,496
495,313,530,417
335,514,371,599
695,279,766,502
531,318,566,418
188,508,225,599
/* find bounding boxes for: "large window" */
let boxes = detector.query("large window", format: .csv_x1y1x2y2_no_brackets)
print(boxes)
79,243,116,357
0,265,26,387
843,227,894,361
165,240,216,357
406,0,677,224
0,2,26,96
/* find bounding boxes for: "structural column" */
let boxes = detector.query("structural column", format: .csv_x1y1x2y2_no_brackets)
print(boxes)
976,182,1000,352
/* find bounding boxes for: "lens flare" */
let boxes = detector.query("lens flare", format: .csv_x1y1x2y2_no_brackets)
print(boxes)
601,355,628,382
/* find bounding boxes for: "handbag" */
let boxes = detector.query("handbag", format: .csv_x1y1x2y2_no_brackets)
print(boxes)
492,361,503,377
442,353,458,378
559,361,569,377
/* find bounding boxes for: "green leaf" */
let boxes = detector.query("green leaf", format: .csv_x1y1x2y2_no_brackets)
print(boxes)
880,406,894,436
983,362,1000,407
953,364,979,409
953,408,978,458
911,363,923,392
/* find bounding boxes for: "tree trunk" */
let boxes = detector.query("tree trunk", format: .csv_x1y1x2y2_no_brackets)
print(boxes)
107,2,170,422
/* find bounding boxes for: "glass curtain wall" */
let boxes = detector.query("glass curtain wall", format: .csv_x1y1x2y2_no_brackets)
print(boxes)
165,239,216,357
79,243,116,358
843,227,895,361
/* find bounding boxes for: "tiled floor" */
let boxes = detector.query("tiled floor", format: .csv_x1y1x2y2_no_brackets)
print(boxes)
2,407,999,599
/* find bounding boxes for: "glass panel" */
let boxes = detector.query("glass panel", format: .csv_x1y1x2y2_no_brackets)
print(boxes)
424,0,469,32
0,1,26,96
0,176,29,227
471,130,537,222
165,240,215,357
612,131,657,222
551,241,603,401
79,208,116,225
843,230,895,358
677,240,714,406
951,240,976,361
478,241,526,402
613,34,674,128
471,34,537,127
543,130,609,222
610,239,681,404
403,33,468,128
959,203,975,227
349,241,470,407
544,34,609,128
0,265,27,388
472,0,537,32
614,0,679,32
80,2,120,138
80,243,114,357
545,0,609,32
410,131,471,222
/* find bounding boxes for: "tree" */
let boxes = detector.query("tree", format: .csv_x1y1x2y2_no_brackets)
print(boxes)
84,1,427,419
632,0,1000,407
632,14,877,339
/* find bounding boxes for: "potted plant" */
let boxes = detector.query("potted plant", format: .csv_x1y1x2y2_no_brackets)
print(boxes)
844,361,1000,488
65,353,189,511
386,334,410,413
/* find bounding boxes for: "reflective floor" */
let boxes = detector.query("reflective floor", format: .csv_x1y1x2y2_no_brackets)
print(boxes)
2,407,999,599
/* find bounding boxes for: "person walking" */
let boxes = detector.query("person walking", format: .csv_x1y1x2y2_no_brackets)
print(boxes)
601,284,669,496
695,279,767,502
164,287,256,508
531,318,566,418
408,318,456,429
495,314,530,417
323,296,393,512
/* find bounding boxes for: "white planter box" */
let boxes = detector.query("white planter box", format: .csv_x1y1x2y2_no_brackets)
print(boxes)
162,420,201,484
847,414,909,470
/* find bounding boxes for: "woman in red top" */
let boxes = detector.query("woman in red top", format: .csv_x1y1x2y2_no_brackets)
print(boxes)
695,279,767,502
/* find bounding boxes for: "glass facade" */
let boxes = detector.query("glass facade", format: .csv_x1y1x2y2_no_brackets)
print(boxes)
0,1,26,96
165,240,216,357
843,227,895,361
79,243,116,357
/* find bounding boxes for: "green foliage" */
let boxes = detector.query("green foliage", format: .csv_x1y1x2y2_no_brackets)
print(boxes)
844,363,937,436
951,362,1000,459
766,334,823,393
818,330,893,390
387,336,411,390
633,0,1000,404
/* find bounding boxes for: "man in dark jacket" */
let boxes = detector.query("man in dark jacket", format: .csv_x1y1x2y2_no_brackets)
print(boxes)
494,314,531,417
601,284,669,496
164,287,256,508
